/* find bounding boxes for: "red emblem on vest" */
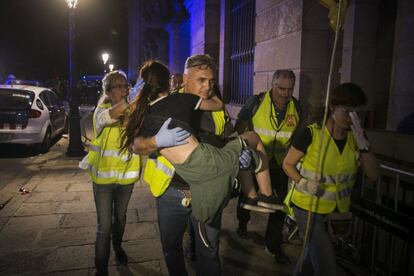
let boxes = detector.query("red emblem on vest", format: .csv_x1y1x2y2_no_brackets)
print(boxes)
286,115,296,127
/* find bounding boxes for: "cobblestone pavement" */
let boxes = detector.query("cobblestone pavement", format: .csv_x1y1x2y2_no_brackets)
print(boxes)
0,137,302,275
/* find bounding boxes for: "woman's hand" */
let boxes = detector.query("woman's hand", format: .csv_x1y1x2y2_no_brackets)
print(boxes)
349,111,370,150
297,178,319,195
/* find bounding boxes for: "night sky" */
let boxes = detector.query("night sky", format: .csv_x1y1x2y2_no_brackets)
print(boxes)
0,0,128,82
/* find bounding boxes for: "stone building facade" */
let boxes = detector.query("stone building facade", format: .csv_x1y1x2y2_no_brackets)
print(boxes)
128,0,414,132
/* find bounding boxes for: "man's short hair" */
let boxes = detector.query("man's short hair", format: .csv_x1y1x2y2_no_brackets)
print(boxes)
184,54,216,73
272,69,296,85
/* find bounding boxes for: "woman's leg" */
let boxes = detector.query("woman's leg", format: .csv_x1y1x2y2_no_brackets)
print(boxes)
239,131,273,196
112,183,134,263
93,183,114,275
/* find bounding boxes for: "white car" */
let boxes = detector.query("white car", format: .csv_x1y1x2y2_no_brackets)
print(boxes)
0,85,67,152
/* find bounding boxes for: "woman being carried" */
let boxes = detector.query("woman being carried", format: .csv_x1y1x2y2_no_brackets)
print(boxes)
122,60,282,223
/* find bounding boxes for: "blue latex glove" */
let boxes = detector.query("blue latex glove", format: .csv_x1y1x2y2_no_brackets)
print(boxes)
128,78,144,102
155,118,190,148
239,148,252,169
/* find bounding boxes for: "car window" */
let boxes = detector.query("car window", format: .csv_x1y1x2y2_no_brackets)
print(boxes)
47,91,60,108
0,89,35,110
39,91,51,107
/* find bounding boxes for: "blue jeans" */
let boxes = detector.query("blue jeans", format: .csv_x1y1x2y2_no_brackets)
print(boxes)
156,186,221,276
293,206,336,276
93,183,134,274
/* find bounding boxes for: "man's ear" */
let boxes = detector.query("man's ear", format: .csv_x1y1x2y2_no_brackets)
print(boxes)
182,73,188,86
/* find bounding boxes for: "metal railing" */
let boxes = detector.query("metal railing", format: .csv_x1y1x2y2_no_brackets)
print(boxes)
228,0,255,105
338,161,414,275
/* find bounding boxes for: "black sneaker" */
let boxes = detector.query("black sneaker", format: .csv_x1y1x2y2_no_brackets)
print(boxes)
257,194,284,210
240,197,275,213
95,270,109,276
274,250,291,265
114,248,128,265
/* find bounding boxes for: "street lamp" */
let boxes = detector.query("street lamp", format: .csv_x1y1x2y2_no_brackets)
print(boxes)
102,52,109,73
102,53,109,65
109,64,114,72
65,0,85,157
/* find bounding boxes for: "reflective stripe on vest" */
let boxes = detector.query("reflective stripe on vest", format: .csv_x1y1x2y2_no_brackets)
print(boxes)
251,90,299,164
253,128,293,139
291,124,358,214
84,102,141,185
88,144,131,162
90,166,140,180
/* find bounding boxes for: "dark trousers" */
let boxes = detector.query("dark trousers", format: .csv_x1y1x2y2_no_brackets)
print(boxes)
156,186,221,276
237,165,288,253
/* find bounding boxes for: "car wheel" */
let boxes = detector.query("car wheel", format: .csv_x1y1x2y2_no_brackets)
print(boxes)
38,129,51,153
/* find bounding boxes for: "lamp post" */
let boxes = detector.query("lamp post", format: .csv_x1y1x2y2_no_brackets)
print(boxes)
102,52,109,74
65,0,85,157
109,64,114,72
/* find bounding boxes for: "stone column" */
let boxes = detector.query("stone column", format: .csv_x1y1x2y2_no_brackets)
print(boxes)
128,0,142,81
166,22,182,74
387,0,414,130
183,0,220,61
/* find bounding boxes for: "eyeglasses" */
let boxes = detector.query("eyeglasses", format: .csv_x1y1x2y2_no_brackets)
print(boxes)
186,60,216,70
109,84,130,90
337,106,366,118
274,84,293,93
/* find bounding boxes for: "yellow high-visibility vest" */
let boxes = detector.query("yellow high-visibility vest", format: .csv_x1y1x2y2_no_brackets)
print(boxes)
84,103,141,185
143,91,229,196
251,90,300,164
290,123,359,214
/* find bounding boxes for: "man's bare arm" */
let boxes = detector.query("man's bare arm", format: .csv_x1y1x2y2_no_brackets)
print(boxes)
132,136,158,155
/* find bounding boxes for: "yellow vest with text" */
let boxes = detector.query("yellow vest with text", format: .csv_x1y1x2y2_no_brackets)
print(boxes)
86,103,141,185
290,124,359,214
251,90,300,164
144,89,228,196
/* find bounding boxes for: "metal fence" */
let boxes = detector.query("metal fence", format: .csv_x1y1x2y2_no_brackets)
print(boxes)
228,0,255,105
336,161,414,275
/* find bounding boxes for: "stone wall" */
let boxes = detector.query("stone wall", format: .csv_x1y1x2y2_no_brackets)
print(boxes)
226,0,336,119
254,0,302,96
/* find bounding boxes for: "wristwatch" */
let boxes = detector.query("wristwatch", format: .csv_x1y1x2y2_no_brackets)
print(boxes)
359,146,371,153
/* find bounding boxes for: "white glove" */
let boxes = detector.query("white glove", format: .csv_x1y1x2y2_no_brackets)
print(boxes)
297,178,319,195
349,111,370,150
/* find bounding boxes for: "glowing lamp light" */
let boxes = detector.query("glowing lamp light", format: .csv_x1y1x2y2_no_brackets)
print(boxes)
101,53,109,65
109,64,114,71
65,0,79,9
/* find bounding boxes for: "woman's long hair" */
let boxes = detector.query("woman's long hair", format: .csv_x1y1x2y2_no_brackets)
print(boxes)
121,60,170,151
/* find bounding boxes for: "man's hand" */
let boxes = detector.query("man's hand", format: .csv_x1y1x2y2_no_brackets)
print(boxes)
239,149,252,170
349,111,370,150
297,178,319,195
155,118,190,148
